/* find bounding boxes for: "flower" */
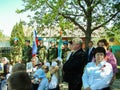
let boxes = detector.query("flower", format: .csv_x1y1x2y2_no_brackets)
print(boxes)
99,65,106,71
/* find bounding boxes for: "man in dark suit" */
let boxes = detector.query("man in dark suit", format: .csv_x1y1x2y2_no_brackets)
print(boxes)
86,41,95,63
63,38,87,90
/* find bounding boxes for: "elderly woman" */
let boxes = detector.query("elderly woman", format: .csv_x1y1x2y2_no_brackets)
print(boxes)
28,56,42,90
82,47,113,90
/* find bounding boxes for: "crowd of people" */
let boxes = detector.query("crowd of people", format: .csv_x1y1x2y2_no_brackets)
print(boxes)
0,37,118,90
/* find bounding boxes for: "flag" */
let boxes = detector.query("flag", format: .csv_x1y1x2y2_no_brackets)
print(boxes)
32,30,38,57
58,37,62,59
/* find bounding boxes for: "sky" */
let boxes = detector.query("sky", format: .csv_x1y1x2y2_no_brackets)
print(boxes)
0,0,30,36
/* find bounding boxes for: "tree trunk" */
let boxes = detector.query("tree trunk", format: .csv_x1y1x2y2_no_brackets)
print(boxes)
85,31,92,48
85,4,92,49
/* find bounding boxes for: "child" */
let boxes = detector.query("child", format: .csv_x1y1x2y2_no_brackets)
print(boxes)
49,61,60,90
42,65,51,82
33,68,49,90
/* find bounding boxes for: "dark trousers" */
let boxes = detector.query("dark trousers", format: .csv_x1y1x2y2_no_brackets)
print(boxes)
101,87,110,90
32,84,39,90
68,82,82,90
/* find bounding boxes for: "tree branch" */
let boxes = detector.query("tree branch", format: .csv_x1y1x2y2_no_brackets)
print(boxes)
63,13,84,17
46,1,54,9
77,0,87,16
84,0,91,6
90,0,94,4
91,0,101,10
71,1,83,11
92,11,119,31
61,14,86,32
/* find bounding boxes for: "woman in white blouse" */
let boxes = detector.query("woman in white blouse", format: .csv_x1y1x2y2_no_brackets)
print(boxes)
82,47,113,90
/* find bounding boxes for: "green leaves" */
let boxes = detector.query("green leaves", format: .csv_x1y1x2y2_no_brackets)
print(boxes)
0,30,5,38
105,22,120,43
10,21,25,46
16,0,120,47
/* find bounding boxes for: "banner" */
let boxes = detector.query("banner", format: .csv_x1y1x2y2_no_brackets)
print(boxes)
32,30,38,56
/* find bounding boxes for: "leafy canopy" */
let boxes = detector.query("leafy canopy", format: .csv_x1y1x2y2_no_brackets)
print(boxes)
16,0,120,46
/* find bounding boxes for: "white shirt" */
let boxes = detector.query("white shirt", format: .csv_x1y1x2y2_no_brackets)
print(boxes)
88,47,93,55
49,74,58,89
66,51,72,61
82,60,113,90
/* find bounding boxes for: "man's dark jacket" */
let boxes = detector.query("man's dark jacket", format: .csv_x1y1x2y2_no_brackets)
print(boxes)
63,48,87,83
86,47,95,62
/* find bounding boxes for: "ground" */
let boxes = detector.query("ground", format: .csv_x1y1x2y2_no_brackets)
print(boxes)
111,79,120,90
60,79,120,90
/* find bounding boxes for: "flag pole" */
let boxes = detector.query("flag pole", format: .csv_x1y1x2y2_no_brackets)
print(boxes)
57,28,63,61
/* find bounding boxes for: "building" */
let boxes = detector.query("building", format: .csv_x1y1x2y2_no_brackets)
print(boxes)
0,38,11,59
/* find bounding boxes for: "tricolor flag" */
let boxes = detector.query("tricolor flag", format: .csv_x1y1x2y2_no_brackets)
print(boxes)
32,30,38,57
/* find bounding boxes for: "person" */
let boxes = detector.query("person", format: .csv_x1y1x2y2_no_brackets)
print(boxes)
62,38,87,90
86,41,95,63
82,47,113,90
47,41,58,64
97,39,118,84
37,37,47,64
27,56,41,77
32,68,49,90
0,57,10,90
66,40,74,61
49,61,60,90
62,41,70,63
29,56,42,90
10,37,22,63
0,62,26,90
7,72,32,90
22,40,32,64
42,65,51,82
12,63,26,73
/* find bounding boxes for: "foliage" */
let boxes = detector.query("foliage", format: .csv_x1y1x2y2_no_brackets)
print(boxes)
10,21,25,46
16,0,120,47
115,50,120,79
0,30,6,38
105,22,120,43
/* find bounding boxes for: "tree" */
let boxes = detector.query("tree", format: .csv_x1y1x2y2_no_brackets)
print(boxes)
105,22,120,43
10,21,25,46
16,0,120,47
0,30,5,38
